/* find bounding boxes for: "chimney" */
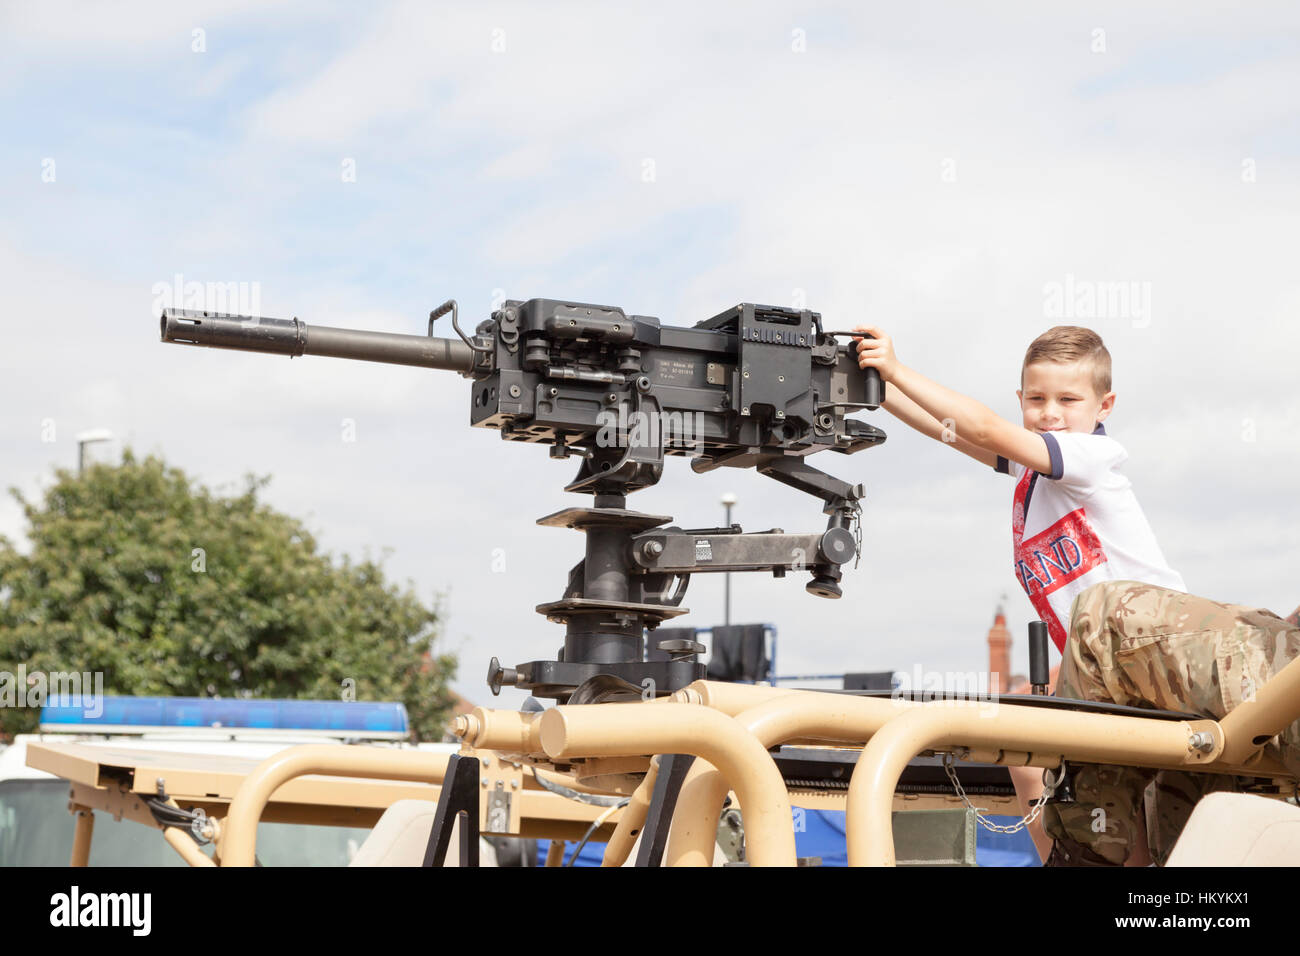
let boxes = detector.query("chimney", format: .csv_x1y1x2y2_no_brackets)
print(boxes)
987,598,1012,695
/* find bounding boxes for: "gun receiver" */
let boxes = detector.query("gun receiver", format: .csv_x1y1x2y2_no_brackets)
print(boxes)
160,297,887,701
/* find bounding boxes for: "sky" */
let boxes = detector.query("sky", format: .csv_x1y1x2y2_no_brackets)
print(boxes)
2,1,1298,709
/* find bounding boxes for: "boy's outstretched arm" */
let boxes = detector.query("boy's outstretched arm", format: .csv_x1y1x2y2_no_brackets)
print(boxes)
879,379,1000,468
855,325,1053,475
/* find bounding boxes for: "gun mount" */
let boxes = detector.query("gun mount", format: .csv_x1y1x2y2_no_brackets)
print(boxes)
160,298,887,701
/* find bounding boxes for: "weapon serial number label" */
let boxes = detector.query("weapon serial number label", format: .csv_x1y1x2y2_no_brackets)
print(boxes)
656,359,697,384
695,539,713,562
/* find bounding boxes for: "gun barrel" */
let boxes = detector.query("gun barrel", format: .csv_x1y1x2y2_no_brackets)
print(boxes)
160,308,477,374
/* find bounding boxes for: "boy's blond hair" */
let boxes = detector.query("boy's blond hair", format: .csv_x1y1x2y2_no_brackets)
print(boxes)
1022,326,1111,398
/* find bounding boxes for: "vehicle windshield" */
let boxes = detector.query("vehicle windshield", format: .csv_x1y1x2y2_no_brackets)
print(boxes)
0,779,371,866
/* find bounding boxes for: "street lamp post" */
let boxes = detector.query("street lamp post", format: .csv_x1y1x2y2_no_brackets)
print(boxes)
76,429,114,476
721,492,737,627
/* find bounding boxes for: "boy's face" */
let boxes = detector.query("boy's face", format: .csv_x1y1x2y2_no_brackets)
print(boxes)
1017,360,1116,435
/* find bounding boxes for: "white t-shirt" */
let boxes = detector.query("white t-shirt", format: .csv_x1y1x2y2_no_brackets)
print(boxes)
994,423,1185,652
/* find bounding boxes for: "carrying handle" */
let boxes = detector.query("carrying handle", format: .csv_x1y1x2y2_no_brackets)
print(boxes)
429,299,492,354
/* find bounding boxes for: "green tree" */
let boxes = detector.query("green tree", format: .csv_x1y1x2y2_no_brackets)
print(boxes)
0,450,456,741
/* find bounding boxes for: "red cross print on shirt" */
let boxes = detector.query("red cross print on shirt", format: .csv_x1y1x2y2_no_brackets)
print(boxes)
1012,468,1108,651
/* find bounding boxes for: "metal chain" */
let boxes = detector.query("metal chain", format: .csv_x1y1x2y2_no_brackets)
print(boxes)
942,751,1067,835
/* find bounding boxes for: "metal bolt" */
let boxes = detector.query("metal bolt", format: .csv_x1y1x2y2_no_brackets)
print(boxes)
481,779,489,787
1188,731,1215,753
613,324,620,331
743,370,749,378
481,757,491,767
508,384,521,398
742,407,749,415
549,387,558,396
607,392,618,404
776,411,785,419
778,375,784,382
643,540,664,557
569,318,577,325
510,779,520,789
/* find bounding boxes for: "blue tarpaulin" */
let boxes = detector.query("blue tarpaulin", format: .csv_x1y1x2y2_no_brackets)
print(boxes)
540,807,1041,867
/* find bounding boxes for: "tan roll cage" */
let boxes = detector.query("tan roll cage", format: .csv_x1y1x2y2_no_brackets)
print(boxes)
28,656,1300,866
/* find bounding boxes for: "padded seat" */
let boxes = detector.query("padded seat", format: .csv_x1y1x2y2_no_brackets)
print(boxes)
1165,792,1300,866
349,799,498,867
352,799,729,867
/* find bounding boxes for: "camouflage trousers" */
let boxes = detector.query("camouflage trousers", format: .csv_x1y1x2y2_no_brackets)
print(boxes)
1042,580,1300,865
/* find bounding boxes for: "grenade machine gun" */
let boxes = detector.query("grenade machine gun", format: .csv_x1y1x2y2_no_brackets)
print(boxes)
160,298,887,702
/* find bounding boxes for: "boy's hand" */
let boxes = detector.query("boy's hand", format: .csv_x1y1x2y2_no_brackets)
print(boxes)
853,325,900,382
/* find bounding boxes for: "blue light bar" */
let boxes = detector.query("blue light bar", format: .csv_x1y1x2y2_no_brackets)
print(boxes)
39,696,410,738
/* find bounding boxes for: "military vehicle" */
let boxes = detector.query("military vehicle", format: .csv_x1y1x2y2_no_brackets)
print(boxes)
30,295,1298,868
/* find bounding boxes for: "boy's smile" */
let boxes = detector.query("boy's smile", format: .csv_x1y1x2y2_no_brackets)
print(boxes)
1017,360,1115,435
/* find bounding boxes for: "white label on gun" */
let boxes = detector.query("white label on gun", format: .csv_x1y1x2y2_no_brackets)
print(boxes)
656,359,696,384
695,539,713,562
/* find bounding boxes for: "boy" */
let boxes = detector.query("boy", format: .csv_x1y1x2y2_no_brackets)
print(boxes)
851,324,1189,865
854,325,1300,865
853,324,1185,642
854,324,1300,866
